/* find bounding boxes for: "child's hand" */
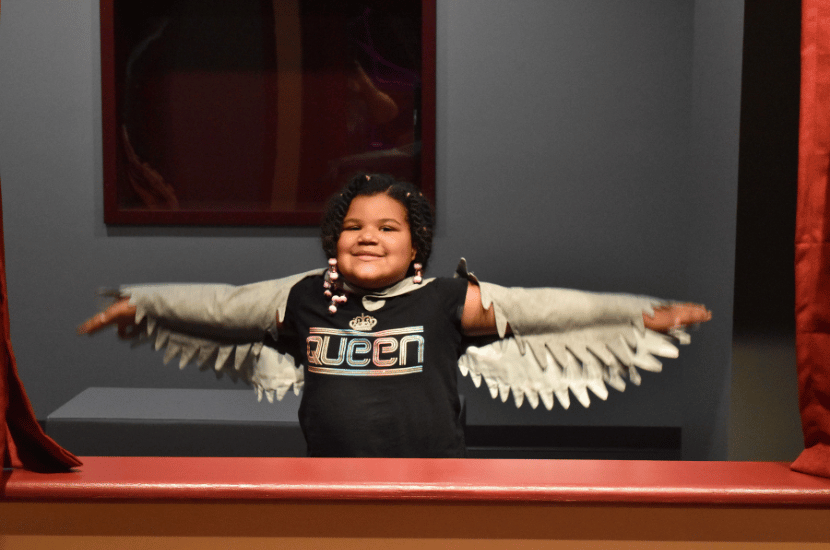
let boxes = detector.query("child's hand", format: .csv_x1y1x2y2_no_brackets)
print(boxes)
643,304,712,333
76,298,140,338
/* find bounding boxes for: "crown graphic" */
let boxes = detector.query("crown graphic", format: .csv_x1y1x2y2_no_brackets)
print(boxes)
349,313,378,331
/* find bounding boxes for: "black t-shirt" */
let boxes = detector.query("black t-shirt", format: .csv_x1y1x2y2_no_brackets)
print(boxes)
283,275,469,457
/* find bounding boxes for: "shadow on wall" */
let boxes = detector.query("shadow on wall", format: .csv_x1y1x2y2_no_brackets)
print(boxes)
729,334,802,461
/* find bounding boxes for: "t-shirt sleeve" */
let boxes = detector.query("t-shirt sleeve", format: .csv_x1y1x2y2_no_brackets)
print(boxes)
433,277,470,325
281,274,318,340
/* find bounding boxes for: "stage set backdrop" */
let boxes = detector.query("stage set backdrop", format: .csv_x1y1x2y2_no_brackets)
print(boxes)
0,0,799,464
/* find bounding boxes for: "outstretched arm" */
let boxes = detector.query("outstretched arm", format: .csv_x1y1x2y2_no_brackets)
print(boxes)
77,298,138,337
75,273,318,403
77,296,287,337
454,259,715,410
460,282,711,336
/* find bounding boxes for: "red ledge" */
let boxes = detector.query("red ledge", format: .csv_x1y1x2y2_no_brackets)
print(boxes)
3,457,830,506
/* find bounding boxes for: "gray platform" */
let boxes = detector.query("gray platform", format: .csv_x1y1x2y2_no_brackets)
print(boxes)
44,388,669,459
45,387,307,457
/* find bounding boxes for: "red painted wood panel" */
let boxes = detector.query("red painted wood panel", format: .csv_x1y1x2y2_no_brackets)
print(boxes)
3,457,830,506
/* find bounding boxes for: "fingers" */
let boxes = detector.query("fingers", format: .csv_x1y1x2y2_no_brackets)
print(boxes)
77,298,137,336
643,304,712,333
678,304,712,325
76,312,109,335
667,304,712,329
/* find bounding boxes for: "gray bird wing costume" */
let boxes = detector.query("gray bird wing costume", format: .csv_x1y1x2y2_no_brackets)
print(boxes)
115,260,689,409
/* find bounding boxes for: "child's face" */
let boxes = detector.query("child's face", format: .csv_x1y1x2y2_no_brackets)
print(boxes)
336,193,417,289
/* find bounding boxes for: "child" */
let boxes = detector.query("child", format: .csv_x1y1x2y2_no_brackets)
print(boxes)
78,173,711,457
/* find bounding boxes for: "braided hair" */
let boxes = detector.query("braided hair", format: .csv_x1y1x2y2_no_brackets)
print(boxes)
321,173,434,273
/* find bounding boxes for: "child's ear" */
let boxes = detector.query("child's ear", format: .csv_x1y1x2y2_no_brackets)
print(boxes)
410,247,417,262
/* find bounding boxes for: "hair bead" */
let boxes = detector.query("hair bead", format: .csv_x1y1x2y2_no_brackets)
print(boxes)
325,258,346,314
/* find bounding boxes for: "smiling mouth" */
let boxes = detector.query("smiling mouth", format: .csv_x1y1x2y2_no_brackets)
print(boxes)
354,253,383,261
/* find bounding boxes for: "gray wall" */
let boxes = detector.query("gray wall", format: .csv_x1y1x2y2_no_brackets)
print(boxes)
0,0,743,460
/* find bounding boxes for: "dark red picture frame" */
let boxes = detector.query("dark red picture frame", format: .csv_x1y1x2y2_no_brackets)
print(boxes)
100,0,435,225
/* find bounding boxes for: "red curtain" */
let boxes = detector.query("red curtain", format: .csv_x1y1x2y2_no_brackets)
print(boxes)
0,178,81,472
793,0,830,478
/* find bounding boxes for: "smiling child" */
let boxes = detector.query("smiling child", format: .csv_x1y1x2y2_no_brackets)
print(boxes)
79,173,711,457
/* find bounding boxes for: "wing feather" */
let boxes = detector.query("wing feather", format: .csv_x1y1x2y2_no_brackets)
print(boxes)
105,273,318,402
454,260,690,410
459,323,687,409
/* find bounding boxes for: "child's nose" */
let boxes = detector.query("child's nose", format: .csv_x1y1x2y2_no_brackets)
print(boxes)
358,228,379,243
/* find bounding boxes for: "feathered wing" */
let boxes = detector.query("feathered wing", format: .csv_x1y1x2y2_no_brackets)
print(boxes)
108,260,691,408
455,259,691,409
116,269,322,403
